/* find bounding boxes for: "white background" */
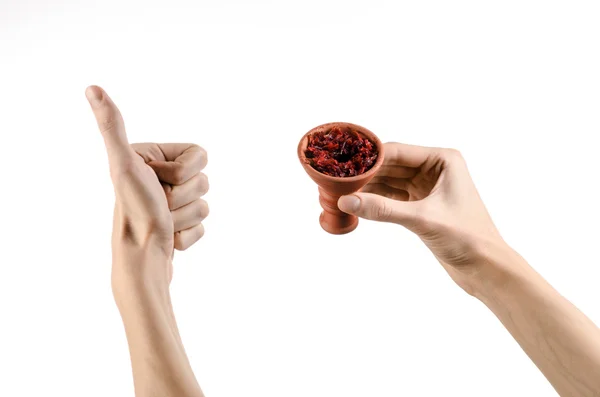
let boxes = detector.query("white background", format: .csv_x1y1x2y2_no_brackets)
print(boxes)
1,1,599,396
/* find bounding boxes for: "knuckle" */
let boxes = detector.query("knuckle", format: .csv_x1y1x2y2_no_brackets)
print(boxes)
98,114,122,135
196,199,209,219
170,164,187,185
195,145,208,164
196,224,205,239
129,142,143,152
442,148,464,163
371,201,394,221
197,173,209,195
186,144,208,169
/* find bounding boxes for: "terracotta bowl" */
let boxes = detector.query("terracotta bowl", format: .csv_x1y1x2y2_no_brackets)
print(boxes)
298,122,385,234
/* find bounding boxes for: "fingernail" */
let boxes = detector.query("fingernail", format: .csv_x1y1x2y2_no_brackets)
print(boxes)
338,195,360,213
85,85,103,108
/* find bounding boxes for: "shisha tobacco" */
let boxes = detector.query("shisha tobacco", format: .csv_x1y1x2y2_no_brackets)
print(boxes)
304,125,379,177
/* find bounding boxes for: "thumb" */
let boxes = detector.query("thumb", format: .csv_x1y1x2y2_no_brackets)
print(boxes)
338,192,421,229
85,85,131,165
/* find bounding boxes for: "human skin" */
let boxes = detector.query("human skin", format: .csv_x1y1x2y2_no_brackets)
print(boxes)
86,81,600,397
338,143,600,396
85,85,207,397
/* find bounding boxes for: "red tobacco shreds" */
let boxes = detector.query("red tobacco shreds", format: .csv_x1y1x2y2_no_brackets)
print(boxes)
304,126,378,177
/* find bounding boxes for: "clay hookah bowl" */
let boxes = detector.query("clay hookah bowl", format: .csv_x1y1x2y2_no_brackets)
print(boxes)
297,122,385,234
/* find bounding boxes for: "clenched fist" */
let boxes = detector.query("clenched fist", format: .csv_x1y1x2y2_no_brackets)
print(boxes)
85,85,209,293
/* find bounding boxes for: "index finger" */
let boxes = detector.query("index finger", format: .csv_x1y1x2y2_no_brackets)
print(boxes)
381,142,436,168
153,143,207,163
135,143,207,185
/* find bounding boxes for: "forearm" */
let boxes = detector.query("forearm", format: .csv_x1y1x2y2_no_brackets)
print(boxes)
474,244,600,396
113,259,204,397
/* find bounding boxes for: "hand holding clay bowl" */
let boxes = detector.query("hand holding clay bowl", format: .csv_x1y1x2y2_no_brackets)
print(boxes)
298,122,385,234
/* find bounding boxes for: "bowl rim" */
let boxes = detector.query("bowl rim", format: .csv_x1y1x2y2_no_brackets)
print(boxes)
297,121,385,183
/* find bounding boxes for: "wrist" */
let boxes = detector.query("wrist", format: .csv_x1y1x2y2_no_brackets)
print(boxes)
468,239,539,304
110,245,173,310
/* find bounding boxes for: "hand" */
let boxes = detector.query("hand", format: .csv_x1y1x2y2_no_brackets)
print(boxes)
338,142,505,295
85,85,209,294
